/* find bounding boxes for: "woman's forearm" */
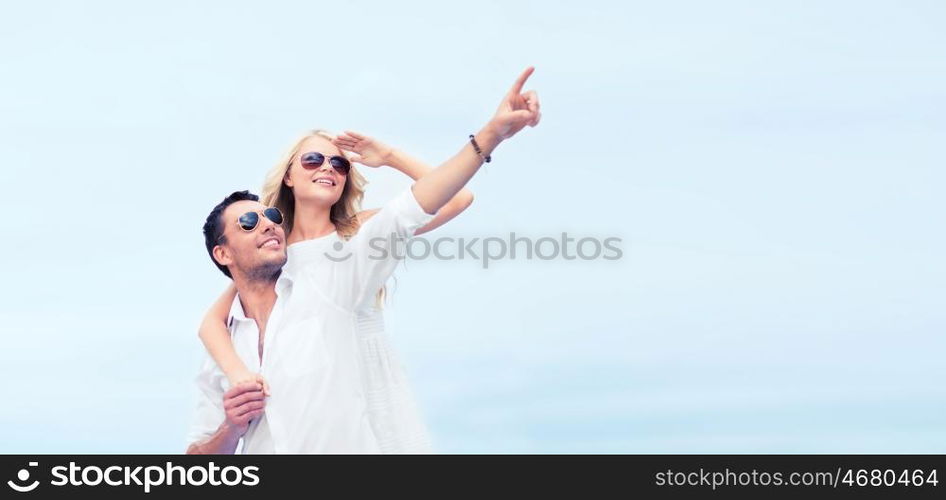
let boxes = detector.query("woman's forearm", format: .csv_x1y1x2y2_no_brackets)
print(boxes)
386,148,431,180
199,315,249,384
198,284,252,384
386,149,475,234
411,125,501,214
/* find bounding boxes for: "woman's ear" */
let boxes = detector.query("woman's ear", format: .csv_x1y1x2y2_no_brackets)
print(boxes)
284,170,294,188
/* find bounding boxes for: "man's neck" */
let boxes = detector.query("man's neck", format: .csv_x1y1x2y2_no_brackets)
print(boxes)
233,274,278,335
286,200,335,244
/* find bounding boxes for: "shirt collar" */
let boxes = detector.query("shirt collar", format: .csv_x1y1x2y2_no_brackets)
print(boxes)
275,268,294,296
227,292,249,329
227,272,295,328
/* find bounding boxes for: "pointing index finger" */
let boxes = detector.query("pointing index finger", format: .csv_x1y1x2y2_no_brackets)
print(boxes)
508,66,535,96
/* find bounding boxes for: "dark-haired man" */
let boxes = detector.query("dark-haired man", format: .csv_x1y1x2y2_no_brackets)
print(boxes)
185,191,288,453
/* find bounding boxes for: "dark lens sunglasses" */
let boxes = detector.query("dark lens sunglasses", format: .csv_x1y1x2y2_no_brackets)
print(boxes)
235,207,284,233
300,151,351,175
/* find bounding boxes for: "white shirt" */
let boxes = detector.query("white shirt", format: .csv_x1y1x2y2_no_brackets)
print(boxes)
186,186,437,453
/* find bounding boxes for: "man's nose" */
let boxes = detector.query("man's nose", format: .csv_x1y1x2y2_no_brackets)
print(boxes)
260,214,277,232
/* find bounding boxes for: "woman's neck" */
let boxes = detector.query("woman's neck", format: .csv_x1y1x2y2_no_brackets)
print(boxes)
286,200,336,244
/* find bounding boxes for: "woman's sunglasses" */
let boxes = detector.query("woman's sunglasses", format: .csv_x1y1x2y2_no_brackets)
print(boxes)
300,151,351,175
236,207,284,232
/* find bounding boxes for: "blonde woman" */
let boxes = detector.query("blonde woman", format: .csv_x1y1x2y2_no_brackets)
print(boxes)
197,67,541,452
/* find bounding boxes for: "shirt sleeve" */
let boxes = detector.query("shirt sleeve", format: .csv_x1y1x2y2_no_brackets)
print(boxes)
348,185,437,310
184,354,228,450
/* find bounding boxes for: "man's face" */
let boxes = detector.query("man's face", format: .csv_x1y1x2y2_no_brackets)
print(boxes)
213,200,287,280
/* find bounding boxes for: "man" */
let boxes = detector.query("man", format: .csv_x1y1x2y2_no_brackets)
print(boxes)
185,190,286,454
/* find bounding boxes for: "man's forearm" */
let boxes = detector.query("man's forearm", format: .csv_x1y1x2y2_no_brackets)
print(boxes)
186,421,241,454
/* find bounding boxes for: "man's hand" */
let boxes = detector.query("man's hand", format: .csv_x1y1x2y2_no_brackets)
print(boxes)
223,381,266,436
185,381,266,454
333,131,394,168
486,66,542,141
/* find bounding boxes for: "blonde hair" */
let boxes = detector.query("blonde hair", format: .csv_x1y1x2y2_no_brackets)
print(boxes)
260,129,387,306
261,129,368,239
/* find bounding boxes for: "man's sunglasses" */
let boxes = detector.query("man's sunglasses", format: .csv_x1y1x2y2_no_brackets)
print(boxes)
300,151,351,175
219,208,284,241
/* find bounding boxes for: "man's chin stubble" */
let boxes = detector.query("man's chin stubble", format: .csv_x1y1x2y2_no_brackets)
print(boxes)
246,260,285,283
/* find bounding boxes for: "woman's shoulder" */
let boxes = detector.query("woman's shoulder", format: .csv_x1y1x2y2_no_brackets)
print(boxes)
338,208,380,241
354,208,381,226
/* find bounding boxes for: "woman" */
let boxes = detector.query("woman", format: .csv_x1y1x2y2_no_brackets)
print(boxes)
199,66,541,452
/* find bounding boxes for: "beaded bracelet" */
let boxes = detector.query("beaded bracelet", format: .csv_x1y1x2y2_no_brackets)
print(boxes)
469,134,491,163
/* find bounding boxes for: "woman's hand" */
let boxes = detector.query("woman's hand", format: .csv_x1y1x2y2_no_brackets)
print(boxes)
229,369,271,397
486,66,541,141
333,131,394,168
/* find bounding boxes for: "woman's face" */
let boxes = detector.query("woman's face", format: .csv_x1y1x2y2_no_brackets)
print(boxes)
284,135,348,206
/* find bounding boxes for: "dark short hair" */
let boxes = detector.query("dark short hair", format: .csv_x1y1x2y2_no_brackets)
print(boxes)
202,190,259,278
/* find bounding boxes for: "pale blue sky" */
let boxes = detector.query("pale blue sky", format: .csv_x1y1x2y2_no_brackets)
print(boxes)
1,0,943,453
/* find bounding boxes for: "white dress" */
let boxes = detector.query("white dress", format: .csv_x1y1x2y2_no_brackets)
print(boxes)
281,187,437,453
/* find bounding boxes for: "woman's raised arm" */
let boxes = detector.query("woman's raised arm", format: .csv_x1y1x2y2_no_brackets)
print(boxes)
333,131,474,235
409,66,541,214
